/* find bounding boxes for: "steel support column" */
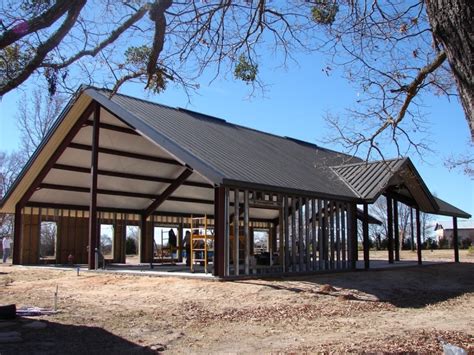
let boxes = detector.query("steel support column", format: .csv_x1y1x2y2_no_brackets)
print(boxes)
386,196,394,264
394,199,400,261
213,186,226,277
416,208,422,265
88,104,100,270
12,203,23,264
453,217,459,263
363,203,370,270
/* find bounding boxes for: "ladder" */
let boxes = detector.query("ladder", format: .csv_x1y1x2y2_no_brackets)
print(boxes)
190,215,214,273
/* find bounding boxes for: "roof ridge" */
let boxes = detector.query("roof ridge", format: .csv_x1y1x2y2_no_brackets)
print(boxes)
88,87,357,158
331,157,406,170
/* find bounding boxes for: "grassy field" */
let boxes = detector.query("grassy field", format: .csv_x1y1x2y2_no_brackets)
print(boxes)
359,248,474,262
0,257,473,354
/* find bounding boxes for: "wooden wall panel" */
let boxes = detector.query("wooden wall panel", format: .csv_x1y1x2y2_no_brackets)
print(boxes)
114,217,126,263
21,214,40,264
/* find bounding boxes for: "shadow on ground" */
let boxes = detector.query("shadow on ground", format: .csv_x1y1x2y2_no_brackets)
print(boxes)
0,317,156,355
236,263,474,308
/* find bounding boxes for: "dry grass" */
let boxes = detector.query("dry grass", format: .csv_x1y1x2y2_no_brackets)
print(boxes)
0,260,473,354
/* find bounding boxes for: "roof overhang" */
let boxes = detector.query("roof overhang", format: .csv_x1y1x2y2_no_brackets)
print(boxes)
331,158,471,219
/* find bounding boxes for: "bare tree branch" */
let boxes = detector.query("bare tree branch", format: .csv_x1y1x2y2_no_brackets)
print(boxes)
0,0,73,49
0,0,86,96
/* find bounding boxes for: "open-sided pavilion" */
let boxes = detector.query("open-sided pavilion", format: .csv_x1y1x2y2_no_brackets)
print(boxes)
0,86,470,279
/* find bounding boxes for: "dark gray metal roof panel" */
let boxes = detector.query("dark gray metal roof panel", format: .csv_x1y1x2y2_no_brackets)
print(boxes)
331,159,406,200
86,88,360,199
434,197,472,219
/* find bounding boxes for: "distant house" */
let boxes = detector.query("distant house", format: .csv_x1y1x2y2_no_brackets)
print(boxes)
435,220,474,247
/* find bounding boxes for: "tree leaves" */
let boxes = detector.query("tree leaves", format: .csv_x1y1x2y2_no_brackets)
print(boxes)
234,55,258,83
311,1,339,25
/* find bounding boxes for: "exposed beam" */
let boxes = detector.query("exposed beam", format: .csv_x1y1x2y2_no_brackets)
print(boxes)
84,120,140,136
37,183,215,205
144,169,194,218
68,142,182,166
52,163,213,188
17,103,96,207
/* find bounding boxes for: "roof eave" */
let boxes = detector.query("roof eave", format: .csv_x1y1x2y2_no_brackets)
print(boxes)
84,88,225,186
0,86,92,212
222,179,359,202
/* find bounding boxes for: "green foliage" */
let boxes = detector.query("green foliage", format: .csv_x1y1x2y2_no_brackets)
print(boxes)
311,1,339,25
125,45,170,93
148,69,170,93
460,238,472,249
125,45,151,67
422,237,438,250
438,237,450,249
234,55,258,83
0,45,29,83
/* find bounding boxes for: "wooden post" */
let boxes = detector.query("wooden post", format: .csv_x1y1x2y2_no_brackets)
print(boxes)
88,104,100,270
318,199,324,270
279,195,285,272
284,196,290,272
12,204,23,264
363,203,370,270
335,203,341,269
329,202,335,269
224,188,230,276
213,186,225,277
347,203,358,270
323,200,329,269
341,203,347,269
305,199,311,271
178,221,184,263
298,197,304,271
394,199,400,261
291,197,297,272
244,190,250,275
452,217,459,263
234,188,239,276
139,214,146,263
311,199,317,270
150,215,155,269
386,196,394,264
416,208,422,265
410,208,415,251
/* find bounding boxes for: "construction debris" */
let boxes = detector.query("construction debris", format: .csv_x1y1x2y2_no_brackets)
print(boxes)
16,307,59,317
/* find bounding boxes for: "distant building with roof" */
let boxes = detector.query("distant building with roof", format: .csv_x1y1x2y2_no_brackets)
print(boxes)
435,220,474,247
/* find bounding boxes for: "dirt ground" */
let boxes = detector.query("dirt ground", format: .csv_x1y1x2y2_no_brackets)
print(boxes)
1,251,473,354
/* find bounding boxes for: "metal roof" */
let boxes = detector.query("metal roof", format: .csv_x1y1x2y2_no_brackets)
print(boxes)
433,197,472,219
0,86,471,220
332,159,471,218
331,159,407,201
86,88,361,201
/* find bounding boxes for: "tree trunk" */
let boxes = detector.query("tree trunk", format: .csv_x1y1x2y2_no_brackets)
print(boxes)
425,0,474,139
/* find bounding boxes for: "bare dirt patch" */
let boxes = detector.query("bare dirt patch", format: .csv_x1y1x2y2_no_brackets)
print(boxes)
0,262,473,354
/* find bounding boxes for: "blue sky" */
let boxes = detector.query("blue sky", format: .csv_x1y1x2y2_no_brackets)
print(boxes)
1,50,472,221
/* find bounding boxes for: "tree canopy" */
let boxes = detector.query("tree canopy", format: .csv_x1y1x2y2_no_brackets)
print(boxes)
0,0,472,161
